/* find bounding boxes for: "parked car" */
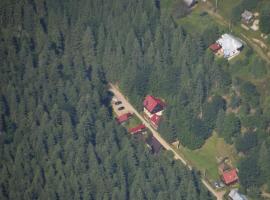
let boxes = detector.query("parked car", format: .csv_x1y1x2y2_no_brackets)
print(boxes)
219,182,225,188
214,182,220,189
118,106,125,111
213,181,225,189
115,101,122,105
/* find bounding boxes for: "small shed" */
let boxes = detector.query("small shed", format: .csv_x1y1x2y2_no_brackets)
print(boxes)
209,43,222,53
229,189,248,200
241,10,254,25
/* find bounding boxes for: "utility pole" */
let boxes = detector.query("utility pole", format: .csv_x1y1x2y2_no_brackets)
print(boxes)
215,0,218,12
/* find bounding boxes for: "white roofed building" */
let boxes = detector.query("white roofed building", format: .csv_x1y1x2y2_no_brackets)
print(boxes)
216,34,243,59
183,0,196,7
229,189,248,200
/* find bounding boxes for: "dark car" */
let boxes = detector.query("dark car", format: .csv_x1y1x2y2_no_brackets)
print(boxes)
115,101,122,105
118,106,125,111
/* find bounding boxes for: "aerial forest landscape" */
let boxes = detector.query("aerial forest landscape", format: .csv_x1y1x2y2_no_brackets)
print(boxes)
0,0,270,200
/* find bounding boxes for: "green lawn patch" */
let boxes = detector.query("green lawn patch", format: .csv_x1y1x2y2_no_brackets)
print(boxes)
177,7,219,33
177,132,238,181
124,115,142,129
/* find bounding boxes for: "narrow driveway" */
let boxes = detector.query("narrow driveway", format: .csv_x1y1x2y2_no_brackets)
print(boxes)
109,83,225,200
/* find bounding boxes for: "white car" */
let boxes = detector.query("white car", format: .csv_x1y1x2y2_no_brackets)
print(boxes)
112,97,118,102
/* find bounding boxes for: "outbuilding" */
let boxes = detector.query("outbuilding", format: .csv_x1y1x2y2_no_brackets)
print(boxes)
209,43,222,54
241,10,254,25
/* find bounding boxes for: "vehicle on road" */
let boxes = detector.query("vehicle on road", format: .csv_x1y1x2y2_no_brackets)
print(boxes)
118,106,125,111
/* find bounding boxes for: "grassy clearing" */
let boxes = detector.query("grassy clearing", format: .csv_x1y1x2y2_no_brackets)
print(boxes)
177,5,221,33
176,133,238,181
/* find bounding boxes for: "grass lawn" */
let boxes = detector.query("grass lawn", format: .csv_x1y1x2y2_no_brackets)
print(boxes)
176,133,238,181
177,5,221,33
124,115,142,129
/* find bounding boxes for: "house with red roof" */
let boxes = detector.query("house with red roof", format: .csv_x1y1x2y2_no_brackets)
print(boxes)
222,168,239,185
209,43,222,54
143,95,165,129
129,124,146,134
116,113,132,124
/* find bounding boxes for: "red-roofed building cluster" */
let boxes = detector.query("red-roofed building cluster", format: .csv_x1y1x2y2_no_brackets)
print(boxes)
116,113,132,124
143,95,165,129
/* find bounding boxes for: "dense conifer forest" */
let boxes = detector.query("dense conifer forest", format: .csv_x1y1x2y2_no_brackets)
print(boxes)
0,0,214,199
1,0,270,198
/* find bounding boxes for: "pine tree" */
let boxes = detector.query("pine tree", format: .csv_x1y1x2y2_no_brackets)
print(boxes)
258,142,270,183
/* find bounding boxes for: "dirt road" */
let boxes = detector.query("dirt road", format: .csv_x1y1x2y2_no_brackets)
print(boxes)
262,191,270,199
202,180,226,200
109,83,225,200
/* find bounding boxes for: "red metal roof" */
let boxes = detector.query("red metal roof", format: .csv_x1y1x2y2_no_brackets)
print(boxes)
143,95,165,113
150,114,162,126
116,113,132,124
209,43,221,53
129,124,146,134
222,168,238,185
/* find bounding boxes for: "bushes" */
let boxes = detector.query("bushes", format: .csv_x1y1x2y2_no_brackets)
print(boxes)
240,81,260,107
238,155,261,189
218,113,241,144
